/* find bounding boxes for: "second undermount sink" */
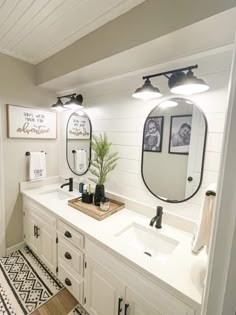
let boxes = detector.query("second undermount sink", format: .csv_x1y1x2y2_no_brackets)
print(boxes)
114,223,179,264
39,189,72,200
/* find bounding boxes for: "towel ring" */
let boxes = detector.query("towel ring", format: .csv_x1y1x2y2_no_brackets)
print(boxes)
72,149,87,154
25,151,47,156
206,190,216,196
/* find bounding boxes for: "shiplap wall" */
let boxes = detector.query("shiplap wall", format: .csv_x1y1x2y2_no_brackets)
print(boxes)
58,50,232,221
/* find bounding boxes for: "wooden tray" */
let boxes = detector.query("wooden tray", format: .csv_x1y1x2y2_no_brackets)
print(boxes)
68,197,125,221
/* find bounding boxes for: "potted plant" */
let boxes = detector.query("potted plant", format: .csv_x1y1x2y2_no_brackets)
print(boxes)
89,133,119,206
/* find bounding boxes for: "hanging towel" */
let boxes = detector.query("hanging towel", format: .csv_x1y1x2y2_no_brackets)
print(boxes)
192,183,216,255
74,149,87,173
29,152,46,180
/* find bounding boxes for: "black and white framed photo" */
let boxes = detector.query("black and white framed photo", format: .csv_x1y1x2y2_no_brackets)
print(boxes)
143,116,164,152
169,115,192,155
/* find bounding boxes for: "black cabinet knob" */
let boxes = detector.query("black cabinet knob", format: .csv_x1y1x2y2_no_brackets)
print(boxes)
187,176,193,182
65,278,72,286
65,252,72,260
64,231,72,238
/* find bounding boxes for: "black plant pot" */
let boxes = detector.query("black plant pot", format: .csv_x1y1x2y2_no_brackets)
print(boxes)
94,184,105,206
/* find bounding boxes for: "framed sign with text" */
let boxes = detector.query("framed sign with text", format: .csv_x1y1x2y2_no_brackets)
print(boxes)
7,104,57,139
67,112,90,139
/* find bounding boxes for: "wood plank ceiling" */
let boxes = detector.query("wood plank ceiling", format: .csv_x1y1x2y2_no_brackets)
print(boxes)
0,0,144,64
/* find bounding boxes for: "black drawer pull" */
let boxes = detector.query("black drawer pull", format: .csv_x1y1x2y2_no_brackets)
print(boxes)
36,226,40,238
124,303,129,315
65,278,72,286
65,252,72,260
117,298,123,315
64,231,72,238
34,225,37,237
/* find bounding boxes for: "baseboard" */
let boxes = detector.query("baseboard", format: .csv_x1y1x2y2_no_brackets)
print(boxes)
6,241,25,255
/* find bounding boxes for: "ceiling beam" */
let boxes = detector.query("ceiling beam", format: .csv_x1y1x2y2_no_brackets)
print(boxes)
36,0,236,85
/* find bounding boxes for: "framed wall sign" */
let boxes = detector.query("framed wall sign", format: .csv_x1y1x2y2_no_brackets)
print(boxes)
67,112,91,139
7,104,57,139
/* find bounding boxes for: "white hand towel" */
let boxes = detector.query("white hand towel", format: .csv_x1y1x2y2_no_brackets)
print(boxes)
192,183,216,255
29,152,46,180
74,149,87,173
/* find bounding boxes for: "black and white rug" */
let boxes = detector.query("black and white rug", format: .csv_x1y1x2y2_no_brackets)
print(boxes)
68,304,89,315
0,246,63,314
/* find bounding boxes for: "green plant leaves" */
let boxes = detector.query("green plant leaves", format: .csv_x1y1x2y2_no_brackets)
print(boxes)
89,133,119,185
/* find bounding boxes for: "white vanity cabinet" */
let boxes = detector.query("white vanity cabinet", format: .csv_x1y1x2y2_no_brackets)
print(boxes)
85,258,163,315
23,198,57,273
125,288,162,315
24,211,38,253
85,257,125,315
84,239,195,315
21,192,199,315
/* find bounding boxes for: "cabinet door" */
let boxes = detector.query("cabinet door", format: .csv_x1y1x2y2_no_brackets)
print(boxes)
38,220,57,273
85,258,125,315
24,213,38,254
125,287,162,315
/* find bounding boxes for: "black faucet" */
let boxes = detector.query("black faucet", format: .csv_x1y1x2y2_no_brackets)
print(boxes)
150,206,163,229
60,178,73,192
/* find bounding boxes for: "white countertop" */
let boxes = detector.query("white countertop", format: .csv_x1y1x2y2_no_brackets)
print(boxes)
21,181,207,310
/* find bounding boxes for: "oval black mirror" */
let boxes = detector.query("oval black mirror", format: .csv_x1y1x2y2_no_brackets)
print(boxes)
66,110,92,175
141,97,207,203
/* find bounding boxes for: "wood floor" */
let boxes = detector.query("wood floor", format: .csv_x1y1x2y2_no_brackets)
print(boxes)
32,288,78,315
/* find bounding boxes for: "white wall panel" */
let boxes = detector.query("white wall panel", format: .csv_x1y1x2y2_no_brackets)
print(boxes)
59,51,231,221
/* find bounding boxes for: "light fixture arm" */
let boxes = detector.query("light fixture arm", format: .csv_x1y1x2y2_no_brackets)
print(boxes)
57,93,76,100
142,64,198,81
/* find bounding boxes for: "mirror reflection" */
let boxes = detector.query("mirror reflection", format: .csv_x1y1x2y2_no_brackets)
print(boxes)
66,110,92,175
141,98,207,203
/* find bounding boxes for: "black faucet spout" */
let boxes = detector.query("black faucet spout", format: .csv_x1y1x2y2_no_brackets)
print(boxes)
149,216,157,227
60,183,68,188
150,206,163,229
60,178,73,192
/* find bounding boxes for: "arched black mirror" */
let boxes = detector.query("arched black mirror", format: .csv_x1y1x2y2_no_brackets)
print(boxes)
141,97,207,203
66,110,92,175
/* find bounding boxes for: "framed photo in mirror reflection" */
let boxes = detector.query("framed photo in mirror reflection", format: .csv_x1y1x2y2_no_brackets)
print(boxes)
143,116,164,152
169,115,192,155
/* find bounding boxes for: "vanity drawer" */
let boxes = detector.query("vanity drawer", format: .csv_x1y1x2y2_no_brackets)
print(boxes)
58,261,83,303
58,238,84,277
58,220,84,249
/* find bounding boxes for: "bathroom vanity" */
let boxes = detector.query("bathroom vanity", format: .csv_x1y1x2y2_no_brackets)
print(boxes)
20,178,206,315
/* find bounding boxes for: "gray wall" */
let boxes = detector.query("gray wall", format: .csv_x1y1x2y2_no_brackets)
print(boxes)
0,52,57,248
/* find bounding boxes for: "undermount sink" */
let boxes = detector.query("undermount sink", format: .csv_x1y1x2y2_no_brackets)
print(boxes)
114,223,179,264
39,189,72,200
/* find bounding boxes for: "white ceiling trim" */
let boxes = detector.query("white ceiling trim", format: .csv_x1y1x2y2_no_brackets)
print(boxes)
0,0,144,64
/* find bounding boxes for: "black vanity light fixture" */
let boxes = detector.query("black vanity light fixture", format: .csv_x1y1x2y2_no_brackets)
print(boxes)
51,98,65,112
132,78,163,100
51,93,83,111
132,65,209,100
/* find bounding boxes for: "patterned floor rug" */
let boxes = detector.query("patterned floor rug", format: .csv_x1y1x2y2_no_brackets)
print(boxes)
0,246,63,314
68,304,89,315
